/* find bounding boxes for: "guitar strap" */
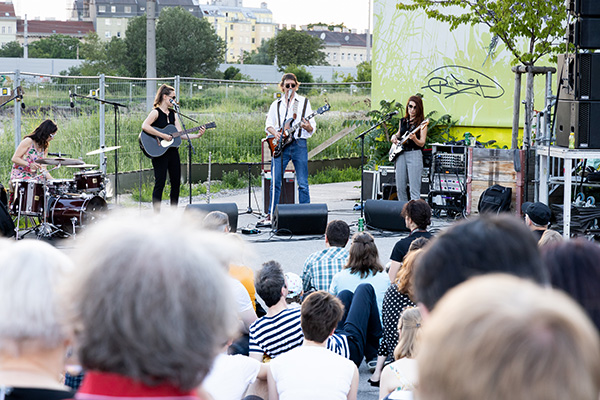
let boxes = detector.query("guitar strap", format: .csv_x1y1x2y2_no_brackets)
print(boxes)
276,99,281,128
298,98,308,138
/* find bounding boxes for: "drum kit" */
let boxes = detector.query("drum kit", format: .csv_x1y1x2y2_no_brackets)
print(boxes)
10,145,120,239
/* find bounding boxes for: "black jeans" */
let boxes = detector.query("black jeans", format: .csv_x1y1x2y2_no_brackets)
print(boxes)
151,147,181,211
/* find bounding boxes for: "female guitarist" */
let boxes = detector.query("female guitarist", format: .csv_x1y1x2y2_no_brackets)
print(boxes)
141,84,205,212
391,95,429,201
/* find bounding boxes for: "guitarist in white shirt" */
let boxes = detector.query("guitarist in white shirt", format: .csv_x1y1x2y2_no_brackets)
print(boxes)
141,84,205,212
391,96,429,202
264,73,316,222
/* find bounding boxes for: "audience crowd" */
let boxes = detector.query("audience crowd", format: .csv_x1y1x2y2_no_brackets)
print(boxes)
1,200,599,400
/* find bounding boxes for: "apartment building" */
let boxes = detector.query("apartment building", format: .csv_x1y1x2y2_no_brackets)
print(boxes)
304,26,370,68
0,2,17,46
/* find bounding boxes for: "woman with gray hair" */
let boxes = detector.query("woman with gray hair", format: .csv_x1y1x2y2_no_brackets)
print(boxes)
65,213,239,400
0,239,74,400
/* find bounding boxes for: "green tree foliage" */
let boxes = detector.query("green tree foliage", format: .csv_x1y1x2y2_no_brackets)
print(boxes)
28,34,80,59
156,7,225,77
356,61,372,82
124,15,148,77
396,0,567,66
0,41,23,57
72,32,129,76
223,66,242,80
284,65,314,84
269,29,328,70
242,38,274,65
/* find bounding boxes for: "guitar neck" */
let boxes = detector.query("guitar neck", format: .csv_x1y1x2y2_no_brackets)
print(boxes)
287,111,317,134
171,125,204,139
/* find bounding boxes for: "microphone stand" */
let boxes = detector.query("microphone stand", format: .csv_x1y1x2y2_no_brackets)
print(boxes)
274,89,292,216
72,92,126,204
355,113,396,225
171,103,198,205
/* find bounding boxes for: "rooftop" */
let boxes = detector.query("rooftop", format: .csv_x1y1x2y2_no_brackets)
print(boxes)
17,19,95,36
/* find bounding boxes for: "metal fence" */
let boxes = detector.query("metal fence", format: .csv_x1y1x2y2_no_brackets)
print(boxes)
0,71,371,188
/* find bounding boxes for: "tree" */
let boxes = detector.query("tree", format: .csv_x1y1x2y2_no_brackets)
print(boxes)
124,15,147,77
396,0,567,148
156,7,225,77
285,65,313,84
356,60,371,82
28,34,80,59
0,41,23,57
269,29,328,71
71,32,129,76
242,38,274,65
223,66,241,80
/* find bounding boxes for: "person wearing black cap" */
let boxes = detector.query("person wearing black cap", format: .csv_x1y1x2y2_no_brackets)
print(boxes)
522,201,551,241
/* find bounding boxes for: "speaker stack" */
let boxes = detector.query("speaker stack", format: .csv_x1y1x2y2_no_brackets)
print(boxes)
556,0,600,149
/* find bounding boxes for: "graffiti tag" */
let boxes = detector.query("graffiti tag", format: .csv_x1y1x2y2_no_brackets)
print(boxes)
422,65,505,99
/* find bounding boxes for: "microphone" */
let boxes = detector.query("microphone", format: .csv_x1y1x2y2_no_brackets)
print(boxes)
69,89,74,108
386,111,399,117
169,98,179,108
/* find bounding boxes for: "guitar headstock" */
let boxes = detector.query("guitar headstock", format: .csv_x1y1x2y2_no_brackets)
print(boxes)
205,121,217,129
316,102,331,115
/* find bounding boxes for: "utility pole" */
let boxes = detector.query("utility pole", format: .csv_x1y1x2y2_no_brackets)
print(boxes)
24,15,28,59
146,0,157,111
365,0,371,61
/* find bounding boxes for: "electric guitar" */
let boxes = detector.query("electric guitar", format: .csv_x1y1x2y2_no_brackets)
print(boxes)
139,122,216,158
266,103,330,158
388,119,429,162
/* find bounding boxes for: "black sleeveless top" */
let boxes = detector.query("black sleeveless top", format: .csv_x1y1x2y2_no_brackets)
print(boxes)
151,107,175,130
399,117,423,152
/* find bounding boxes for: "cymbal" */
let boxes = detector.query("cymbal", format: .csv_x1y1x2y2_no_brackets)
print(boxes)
65,163,98,169
37,157,85,166
86,145,121,156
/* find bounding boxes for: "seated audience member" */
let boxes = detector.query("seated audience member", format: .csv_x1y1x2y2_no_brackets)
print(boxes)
284,272,303,308
302,220,350,293
417,274,600,400
522,201,552,240
250,262,382,367
65,214,239,400
370,246,426,386
537,228,564,249
203,341,268,400
379,307,422,400
330,232,390,321
414,214,548,313
0,240,75,400
542,239,600,333
268,291,359,400
388,200,432,281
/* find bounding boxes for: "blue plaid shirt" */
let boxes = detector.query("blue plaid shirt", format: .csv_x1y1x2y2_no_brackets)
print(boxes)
302,247,349,293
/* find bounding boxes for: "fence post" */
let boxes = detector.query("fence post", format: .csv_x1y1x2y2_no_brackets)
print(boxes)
175,75,180,100
14,70,21,150
99,74,106,174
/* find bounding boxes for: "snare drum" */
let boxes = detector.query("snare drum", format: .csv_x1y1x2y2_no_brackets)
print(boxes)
11,179,45,216
48,195,107,233
74,171,104,192
48,179,76,196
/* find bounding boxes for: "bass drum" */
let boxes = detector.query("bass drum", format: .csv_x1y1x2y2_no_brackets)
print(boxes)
48,195,107,233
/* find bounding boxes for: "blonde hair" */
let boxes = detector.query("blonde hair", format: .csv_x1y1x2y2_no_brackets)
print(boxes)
153,84,175,108
393,307,422,360
417,274,600,400
395,248,423,300
537,229,563,249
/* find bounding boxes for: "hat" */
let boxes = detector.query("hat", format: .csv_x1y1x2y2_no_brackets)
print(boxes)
522,202,551,226
285,272,302,299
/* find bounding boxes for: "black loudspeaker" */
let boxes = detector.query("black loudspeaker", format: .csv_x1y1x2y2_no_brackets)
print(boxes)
185,203,239,233
364,199,409,232
556,100,600,149
569,18,600,49
263,173,295,212
272,203,328,235
568,0,600,16
558,53,600,101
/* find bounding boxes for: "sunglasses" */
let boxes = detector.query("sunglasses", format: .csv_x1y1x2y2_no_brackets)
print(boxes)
408,104,417,110
285,83,297,89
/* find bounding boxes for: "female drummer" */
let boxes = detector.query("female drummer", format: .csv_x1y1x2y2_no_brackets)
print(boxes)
141,84,204,212
10,119,57,183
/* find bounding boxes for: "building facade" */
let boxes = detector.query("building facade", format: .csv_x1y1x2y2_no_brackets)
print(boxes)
304,27,370,68
0,2,17,46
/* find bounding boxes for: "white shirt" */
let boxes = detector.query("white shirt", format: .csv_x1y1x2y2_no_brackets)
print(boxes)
265,93,316,139
227,276,253,313
270,345,356,400
203,353,261,400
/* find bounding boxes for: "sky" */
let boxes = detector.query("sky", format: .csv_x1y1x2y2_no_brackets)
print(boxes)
15,0,371,32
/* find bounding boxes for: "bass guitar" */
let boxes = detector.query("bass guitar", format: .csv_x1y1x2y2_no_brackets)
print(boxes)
266,103,330,158
139,122,216,158
388,119,429,163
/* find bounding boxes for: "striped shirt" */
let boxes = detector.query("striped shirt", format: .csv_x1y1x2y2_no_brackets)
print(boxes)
249,307,350,359
302,247,349,293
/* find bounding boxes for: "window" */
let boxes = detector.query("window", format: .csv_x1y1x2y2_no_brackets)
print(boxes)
117,19,121,25
230,37,233,42
341,53,345,60
360,54,364,60
252,25,255,31
251,38,255,44
1,27,5,34
230,24,234,30
105,31,111,38
117,32,121,37
124,6,131,13
333,53,337,61
354,54,357,61
99,5,105,12
105,19,111,25
111,5,116,12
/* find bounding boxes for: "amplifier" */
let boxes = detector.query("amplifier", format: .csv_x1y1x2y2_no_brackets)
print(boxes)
431,173,466,192
433,153,465,172
262,171,296,212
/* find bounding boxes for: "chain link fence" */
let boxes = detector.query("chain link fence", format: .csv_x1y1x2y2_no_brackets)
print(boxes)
0,71,371,188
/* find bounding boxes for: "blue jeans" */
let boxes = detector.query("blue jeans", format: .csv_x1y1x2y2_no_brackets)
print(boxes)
336,283,383,366
269,139,310,215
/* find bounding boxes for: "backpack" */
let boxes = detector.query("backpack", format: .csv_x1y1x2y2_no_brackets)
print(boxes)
478,184,512,214
0,200,15,238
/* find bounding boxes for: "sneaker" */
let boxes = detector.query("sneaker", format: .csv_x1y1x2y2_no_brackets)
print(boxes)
257,215,271,228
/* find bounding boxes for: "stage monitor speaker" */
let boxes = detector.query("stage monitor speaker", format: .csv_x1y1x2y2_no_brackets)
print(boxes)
558,53,600,101
273,203,328,235
362,170,379,200
364,199,409,232
568,0,600,16
556,100,600,149
185,203,239,233
569,18,600,49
